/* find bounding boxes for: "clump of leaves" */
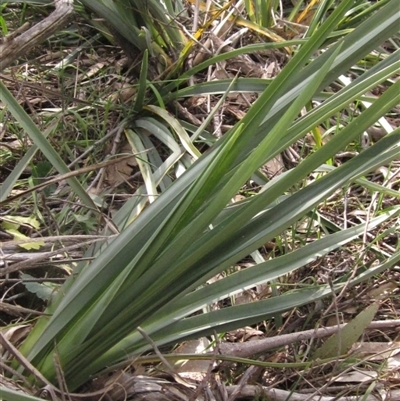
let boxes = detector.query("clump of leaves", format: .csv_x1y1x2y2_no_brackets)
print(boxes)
0,0,399,393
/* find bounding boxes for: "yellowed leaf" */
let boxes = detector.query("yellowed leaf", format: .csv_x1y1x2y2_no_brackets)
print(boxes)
2,228,45,250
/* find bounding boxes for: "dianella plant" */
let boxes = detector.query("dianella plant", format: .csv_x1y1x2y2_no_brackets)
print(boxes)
3,0,399,391
78,0,187,70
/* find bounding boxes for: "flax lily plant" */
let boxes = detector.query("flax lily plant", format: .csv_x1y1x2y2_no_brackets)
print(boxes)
78,0,187,69
2,0,399,391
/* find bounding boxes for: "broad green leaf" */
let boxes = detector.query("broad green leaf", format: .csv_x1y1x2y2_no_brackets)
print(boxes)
311,303,379,360
22,274,55,301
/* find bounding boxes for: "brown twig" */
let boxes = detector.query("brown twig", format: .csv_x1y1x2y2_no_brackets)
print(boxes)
217,319,400,359
0,155,134,206
0,302,50,316
0,332,53,387
0,0,74,72
226,385,400,401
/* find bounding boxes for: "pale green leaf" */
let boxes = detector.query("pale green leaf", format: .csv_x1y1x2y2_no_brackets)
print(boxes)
311,303,379,360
